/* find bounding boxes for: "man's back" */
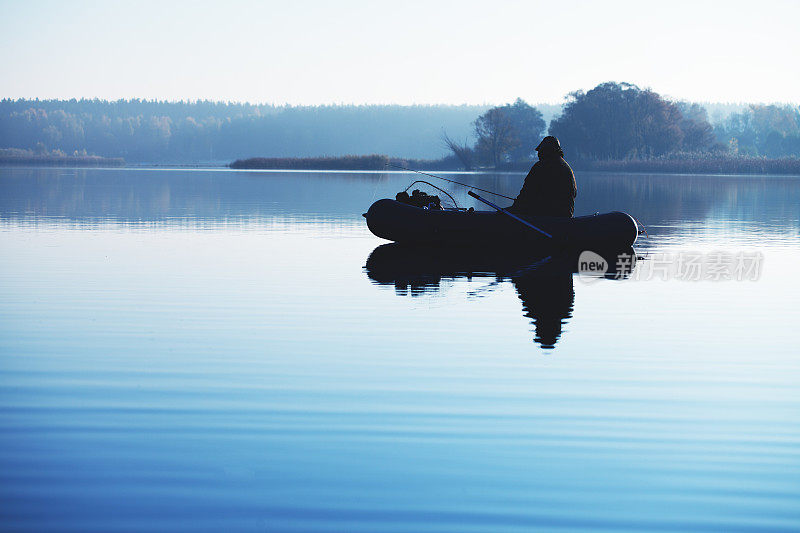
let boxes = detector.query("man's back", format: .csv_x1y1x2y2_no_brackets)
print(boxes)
511,154,577,218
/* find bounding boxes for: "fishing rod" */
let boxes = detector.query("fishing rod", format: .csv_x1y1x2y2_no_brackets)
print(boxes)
387,163,515,201
468,190,552,239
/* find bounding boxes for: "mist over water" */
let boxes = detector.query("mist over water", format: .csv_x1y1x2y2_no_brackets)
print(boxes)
1,168,799,532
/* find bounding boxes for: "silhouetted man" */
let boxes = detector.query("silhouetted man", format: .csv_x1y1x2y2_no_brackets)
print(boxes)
510,136,577,218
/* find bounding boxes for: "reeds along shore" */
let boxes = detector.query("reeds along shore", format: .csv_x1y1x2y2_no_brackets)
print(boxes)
231,153,800,175
581,154,800,175
230,155,390,170
230,154,468,171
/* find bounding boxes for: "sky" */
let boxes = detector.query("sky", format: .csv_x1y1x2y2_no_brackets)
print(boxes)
1,0,798,105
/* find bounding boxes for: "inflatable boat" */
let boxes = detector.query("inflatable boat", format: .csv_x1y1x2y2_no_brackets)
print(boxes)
364,198,639,249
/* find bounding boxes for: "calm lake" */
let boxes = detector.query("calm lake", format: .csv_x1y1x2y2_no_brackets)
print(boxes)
1,167,799,532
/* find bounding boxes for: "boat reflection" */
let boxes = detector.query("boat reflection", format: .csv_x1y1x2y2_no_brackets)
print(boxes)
365,244,636,349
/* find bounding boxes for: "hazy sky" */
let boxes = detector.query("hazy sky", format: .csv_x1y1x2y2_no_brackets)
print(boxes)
1,0,798,105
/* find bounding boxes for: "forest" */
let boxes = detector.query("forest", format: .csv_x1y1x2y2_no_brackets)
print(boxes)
0,99,493,163
0,86,798,168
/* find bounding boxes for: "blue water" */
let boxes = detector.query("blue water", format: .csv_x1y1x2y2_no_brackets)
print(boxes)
1,167,799,531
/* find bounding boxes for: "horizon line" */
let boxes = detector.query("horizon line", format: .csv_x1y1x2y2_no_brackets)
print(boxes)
2,96,799,107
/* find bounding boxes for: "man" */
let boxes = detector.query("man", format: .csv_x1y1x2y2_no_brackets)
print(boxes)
509,136,577,218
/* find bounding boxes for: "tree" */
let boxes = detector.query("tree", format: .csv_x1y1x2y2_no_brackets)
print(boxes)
549,82,688,160
715,110,758,155
500,98,546,162
442,132,475,170
715,104,800,156
677,103,716,152
446,99,545,168
474,107,519,167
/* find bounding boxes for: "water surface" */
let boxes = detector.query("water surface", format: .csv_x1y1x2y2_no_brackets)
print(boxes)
1,167,799,531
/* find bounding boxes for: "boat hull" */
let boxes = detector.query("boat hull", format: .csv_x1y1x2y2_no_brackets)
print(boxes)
364,199,638,249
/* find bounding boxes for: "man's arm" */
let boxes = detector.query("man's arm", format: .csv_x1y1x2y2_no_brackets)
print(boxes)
510,164,539,212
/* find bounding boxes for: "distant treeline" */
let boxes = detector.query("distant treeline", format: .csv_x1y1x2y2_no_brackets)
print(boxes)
1,92,797,167
0,148,123,167
0,99,498,163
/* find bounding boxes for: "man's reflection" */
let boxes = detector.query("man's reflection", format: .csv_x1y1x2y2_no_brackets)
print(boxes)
513,271,574,349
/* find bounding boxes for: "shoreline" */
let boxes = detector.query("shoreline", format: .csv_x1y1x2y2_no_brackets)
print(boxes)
3,157,799,177
229,155,800,176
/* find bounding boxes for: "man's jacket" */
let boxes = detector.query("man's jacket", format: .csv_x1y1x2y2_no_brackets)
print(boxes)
510,156,577,217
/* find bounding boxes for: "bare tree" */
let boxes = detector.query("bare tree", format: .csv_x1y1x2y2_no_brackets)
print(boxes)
442,131,474,170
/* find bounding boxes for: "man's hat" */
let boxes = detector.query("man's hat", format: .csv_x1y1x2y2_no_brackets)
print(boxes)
536,136,562,152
